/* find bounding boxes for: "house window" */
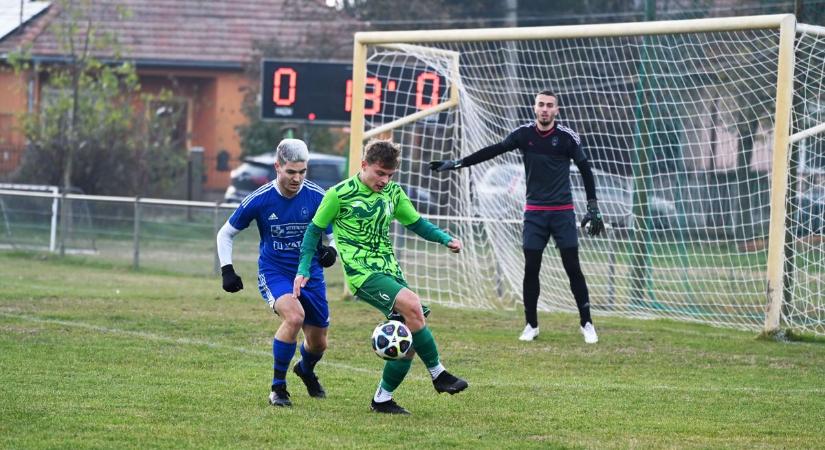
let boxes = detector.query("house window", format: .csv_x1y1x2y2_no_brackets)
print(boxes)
149,98,190,150
0,113,22,147
39,86,72,117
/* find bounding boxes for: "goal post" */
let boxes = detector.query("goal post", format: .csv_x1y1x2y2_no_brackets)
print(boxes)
348,43,460,173
349,14,825,336
763,14,795,334
362,45,461,140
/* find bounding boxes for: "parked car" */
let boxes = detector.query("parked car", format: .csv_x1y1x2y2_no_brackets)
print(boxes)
473,163,677,229
224,152,436,214
224,152,346,203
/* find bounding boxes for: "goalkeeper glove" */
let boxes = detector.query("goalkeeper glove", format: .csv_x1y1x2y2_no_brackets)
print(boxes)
317,245,338,268
221,264,244,293
580,199,605,237
429,159,463,172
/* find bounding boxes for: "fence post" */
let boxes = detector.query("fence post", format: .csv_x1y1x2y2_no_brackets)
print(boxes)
49,186,59,252
133,197,141,270
213,201,221,275
59,190,67,256
187,147,205,222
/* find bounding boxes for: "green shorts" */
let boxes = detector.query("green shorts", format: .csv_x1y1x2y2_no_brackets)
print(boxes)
355,273,430,319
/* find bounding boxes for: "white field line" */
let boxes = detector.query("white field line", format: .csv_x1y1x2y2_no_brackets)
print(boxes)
0,312,374,375
505,380,825,395
2,311,823,395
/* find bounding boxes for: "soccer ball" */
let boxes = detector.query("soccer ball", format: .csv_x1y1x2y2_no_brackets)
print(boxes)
371,320,413,360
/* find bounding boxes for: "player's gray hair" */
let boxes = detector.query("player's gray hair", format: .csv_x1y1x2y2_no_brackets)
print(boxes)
275,139,309,165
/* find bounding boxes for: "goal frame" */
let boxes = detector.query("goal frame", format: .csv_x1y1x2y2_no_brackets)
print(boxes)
348,14,801,334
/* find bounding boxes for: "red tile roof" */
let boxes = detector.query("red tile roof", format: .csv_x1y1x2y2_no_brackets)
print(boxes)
1,0,361,68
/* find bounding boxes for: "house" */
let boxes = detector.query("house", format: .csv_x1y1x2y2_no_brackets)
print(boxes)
0,0,358,194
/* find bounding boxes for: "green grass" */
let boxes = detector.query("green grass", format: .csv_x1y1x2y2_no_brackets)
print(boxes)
1,251,824,449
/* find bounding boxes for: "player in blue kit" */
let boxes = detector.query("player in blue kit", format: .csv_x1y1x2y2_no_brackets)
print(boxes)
216,139,338,407
430,90,604,344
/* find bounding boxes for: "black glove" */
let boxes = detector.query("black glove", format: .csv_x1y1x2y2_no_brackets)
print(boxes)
318,245,338,268
429,159,462,172
581,199,605,237
221,264,244,293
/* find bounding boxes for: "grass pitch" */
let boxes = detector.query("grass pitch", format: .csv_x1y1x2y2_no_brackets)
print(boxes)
1,251,823,449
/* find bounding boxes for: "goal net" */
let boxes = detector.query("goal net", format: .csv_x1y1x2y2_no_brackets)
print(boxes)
349,15,825,336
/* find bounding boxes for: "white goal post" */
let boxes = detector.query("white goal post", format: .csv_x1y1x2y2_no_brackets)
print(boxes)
348,14,825,336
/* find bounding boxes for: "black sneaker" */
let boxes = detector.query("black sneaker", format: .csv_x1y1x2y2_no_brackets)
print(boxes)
370,399,411,415
293,361,326,398
268,385,291,407
432,371,469,395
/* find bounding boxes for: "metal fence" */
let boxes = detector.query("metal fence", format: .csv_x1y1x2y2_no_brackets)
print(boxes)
0,187,262,277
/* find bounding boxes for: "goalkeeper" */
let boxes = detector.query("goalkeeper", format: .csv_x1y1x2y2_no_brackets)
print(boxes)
216,139,338,408
294,139,468,415
430,90,602,344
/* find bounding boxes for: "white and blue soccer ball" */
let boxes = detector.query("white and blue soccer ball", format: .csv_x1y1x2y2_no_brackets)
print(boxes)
371,320,412,360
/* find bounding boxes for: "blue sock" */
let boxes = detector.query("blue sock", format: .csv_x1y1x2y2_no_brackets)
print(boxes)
299,343,323,375
272,338,296,389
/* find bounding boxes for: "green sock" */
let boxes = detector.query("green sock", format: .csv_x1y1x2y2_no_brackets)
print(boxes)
380,358,412,392
412,326,440,368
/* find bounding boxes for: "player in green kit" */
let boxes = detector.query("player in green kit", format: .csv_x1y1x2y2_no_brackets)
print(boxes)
294,139,468,415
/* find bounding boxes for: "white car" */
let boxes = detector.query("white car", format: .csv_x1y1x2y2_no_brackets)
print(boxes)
474,163,676,229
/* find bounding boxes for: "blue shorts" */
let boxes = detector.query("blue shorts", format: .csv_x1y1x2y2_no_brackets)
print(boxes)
257,270,329,328
523,209,578,250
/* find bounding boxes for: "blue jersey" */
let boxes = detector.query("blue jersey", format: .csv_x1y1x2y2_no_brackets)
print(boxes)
229,180,330,279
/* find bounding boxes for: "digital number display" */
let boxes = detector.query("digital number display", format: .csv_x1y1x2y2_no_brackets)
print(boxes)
261,60,448,124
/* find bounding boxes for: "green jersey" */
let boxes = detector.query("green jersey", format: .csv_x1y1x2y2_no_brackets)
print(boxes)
311,174,421,292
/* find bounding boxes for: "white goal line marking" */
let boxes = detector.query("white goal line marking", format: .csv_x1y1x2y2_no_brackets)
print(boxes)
2,311,821,395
